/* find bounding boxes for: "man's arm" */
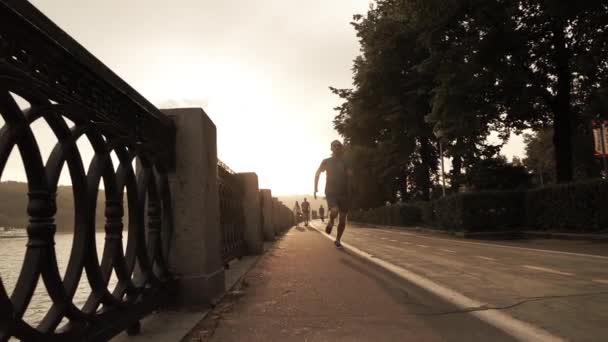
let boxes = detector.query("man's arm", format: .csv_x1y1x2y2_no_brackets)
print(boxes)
314,161,326,199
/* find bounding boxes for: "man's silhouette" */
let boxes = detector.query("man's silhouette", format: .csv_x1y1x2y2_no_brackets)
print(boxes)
319,205,325,222
301,198,311,227
314,140,352,248
293,201,302,226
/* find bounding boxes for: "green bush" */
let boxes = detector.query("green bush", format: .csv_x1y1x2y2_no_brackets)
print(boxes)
433,191,525,231
413,201,435,226
349,204,422,226
525,179,608,232
351,180,608,234
398,204,422,225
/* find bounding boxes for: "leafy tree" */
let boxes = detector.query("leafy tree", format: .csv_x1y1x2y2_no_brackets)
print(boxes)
523,129,555,185
332,0,440,203
468,156,531,190
420,0,608,183
333,0,608,207
524,127,601,185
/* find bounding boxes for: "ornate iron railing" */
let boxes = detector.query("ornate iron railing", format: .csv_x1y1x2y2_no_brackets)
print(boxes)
0,1,175,341
217,161,245,266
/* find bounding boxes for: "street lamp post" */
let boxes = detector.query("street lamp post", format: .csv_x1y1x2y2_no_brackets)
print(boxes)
439,139,446,197
434,128,447,197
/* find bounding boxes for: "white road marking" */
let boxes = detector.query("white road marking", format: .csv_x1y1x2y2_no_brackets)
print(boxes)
310,224,564,342
522,265,574,276
592,279,608,285
439,249,456,253
475,256,497,261
402,242,412,245
373,228,608,260
416,244,429,248
389,239,398,242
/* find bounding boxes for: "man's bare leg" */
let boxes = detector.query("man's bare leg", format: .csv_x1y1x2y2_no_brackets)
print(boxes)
326,207,339,234
336,211,347,244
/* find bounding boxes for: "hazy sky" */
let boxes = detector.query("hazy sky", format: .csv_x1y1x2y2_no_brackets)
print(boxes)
3,0,523,195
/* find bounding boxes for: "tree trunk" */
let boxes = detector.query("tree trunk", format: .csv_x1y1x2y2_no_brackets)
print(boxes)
418,136,433,200
398,174,408,201
553,106,574,183
552,22,574,183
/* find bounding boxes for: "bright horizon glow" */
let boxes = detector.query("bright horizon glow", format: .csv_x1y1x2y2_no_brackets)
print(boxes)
0,0,524,196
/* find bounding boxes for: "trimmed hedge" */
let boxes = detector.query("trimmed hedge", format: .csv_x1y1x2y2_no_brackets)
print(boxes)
399,204,422,225
526,179,608,232
349,204,422,226
350,179,608,233
433,191,525,231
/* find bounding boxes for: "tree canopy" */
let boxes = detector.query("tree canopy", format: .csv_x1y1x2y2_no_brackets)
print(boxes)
331,0,607,207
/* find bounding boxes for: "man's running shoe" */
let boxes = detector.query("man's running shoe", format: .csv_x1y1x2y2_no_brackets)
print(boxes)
334,240,343,248
325,224,333,235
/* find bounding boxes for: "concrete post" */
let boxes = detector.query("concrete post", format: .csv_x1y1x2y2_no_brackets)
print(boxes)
162,107,224,307
272,197,280,235
260,189,274,241
282,204,287,231
235,172,263,255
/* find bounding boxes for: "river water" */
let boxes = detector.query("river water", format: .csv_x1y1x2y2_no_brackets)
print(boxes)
0,232,119,328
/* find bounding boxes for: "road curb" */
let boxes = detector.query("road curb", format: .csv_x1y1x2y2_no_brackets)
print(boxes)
310,223,565,342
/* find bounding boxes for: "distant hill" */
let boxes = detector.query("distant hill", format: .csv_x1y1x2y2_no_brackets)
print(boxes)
278,195,328,213
0,181,108,232
0,182,332,232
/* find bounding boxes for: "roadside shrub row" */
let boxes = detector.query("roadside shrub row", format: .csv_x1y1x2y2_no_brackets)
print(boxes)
349,204,422,227
525,179,608,232
350,179,608,233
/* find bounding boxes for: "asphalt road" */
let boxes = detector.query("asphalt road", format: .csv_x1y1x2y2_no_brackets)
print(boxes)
312,221,608,341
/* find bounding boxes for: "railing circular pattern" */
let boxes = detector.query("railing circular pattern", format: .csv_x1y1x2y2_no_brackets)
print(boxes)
0,86,173,341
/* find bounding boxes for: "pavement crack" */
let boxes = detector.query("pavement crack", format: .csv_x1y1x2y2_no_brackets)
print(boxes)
418,291,608,316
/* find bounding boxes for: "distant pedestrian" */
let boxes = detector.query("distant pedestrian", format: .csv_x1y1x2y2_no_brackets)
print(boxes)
301,198,311,227
314,140,352,248
293,201,302,226
319,205,325,222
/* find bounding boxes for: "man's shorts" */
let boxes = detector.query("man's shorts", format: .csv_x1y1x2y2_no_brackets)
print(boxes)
326,194,349,213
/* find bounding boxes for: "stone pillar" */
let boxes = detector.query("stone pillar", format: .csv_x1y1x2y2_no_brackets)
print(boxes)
280,203,288,231
283,204,288,231
162,107,224,307
259,189,274,241
272,197,280,235
235,172,263,255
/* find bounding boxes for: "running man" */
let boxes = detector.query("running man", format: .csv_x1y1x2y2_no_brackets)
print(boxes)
318,205,325,223
301,198,311,227
314,140,352,248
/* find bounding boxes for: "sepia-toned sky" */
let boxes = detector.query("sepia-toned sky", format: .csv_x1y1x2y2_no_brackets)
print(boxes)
3,0,523,195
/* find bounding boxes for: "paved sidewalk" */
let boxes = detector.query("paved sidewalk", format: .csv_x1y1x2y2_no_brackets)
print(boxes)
182,225,513,342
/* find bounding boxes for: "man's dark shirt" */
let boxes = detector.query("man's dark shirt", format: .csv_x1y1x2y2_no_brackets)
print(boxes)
301,201,310,213
319,156,349,196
